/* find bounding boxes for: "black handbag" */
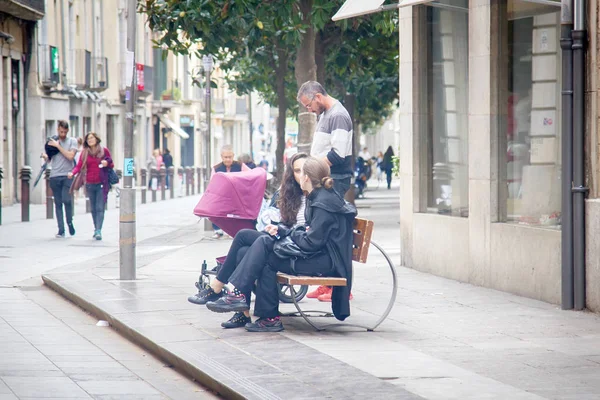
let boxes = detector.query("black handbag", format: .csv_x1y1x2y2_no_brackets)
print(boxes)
273,227,323,274
273,236,321,260
108,168,119,185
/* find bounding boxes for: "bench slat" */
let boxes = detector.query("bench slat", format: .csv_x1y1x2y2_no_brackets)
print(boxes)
277,273,347,286
353,218,374,263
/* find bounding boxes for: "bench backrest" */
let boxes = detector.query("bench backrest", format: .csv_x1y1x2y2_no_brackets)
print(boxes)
353,218,374,263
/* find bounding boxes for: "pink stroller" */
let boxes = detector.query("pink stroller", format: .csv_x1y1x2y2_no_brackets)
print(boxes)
192,168,308,303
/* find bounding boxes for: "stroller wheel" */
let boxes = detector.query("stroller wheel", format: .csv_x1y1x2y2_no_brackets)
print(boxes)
278,283,308,304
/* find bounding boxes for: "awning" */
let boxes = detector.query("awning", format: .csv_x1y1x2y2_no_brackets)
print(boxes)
332,0,388,21
158,114,190,139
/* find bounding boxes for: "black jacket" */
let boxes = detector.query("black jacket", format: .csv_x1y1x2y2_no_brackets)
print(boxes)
290,187,357,320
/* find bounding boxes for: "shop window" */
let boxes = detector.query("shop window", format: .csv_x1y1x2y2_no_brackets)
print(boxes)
423,2,469,217
500,0,561,228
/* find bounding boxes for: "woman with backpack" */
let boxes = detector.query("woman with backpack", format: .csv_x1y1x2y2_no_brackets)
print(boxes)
68,132,114,240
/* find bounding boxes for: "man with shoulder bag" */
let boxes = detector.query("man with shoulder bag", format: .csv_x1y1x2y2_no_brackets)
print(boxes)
42,120,78,238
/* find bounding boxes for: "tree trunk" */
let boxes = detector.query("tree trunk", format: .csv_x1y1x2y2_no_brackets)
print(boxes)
315,31,325,85
295,0,317,155
275,51,288,182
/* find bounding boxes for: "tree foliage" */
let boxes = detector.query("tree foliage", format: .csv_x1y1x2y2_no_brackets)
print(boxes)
140,0,399,167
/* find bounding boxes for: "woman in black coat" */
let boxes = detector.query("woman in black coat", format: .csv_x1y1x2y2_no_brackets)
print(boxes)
205,156,357,332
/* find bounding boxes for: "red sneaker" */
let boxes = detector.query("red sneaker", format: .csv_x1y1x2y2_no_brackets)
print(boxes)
318,291,332,302
307,285,331,299
318,291,353,302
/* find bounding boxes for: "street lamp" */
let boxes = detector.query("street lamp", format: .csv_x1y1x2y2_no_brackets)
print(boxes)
202,55,213,190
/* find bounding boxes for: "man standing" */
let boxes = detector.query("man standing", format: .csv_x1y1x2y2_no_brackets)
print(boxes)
297,83,354,302
42,120,78,238
297,81,353,197
210,145,250,238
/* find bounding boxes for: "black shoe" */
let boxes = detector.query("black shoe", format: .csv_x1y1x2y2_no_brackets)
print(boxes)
188,287,223,305
221,312,251,329
68,223,76,236
206,293,249,313
245,317,284,332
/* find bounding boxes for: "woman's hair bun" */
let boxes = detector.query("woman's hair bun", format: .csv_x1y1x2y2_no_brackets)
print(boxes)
321,176,334,189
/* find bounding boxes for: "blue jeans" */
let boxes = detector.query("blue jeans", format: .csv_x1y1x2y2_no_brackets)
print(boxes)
49,176,74,234
86,183,106,231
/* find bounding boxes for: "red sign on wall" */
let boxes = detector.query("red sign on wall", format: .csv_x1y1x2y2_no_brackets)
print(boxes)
136,63,144,91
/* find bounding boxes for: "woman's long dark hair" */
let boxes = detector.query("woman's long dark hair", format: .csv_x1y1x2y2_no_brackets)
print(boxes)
278,152,308,226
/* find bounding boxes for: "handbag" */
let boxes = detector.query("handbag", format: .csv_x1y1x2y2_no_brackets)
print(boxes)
108,168,119,185
69,150,88,194
273,227,323,274
273,236,321,260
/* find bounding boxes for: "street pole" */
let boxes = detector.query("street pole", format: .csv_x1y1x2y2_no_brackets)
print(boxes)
120,0,137,280
202,55,213,232
203,55,213,180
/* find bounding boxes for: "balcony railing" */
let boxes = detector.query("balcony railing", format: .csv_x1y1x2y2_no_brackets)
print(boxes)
90,57,108,91
38,44,60,88
69,49,91,89
0,0,44,21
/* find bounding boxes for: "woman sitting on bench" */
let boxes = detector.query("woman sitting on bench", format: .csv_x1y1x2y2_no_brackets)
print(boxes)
205,157,357,332
190,152,309,328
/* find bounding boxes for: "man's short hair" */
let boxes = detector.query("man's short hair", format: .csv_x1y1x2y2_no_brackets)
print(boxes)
58,120,69,130
221,145,234,154
297,81,328,102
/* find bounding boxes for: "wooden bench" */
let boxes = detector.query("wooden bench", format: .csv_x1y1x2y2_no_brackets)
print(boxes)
277,218,398,331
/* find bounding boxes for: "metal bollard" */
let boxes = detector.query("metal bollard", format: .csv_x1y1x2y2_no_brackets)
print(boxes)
196,167,202,193
185,167,191,196
190,167,196,196
19,166,32,222
141,168,147,204
45,167,53,219
159,165,166,201
151,167,157,202
168,167,175,199
0,166,3,225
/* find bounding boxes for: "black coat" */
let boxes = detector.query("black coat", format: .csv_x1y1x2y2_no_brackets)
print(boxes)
290,187,357,320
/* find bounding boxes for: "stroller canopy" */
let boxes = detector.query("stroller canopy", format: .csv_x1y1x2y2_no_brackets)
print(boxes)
193,167,267,221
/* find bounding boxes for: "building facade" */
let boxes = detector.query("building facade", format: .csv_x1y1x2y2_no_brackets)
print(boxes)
395,0,600,311
0,0,44,206
1,0,274,206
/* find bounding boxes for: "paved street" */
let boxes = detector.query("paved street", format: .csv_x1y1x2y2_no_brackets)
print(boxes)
4,180,600,399
0,192,218,399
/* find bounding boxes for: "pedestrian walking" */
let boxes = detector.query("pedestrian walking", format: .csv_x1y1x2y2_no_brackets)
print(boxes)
297,81,353,197
68,132,114,241
383,146,395,190
42,120,78,238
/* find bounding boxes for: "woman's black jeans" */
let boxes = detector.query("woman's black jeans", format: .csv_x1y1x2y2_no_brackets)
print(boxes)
229,235,332,319
86,183,106,231
216,229,265,307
